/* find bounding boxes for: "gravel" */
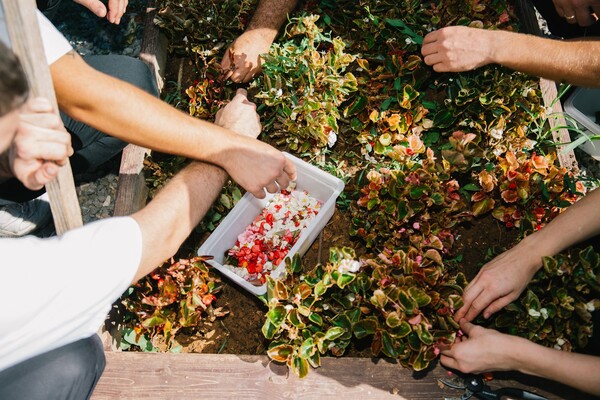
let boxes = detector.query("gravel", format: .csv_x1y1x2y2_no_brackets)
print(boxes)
49,1,146,225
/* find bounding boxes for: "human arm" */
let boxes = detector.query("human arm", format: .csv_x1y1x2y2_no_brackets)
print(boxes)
440,320,600,396
0,98,72,189
456,187,600,321
421,26,600,87
221,0,299,82
73,0,128,24
51,52,295,198
130,89,281,279
552,0,600,27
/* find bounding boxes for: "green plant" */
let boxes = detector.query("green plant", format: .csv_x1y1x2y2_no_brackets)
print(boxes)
487,246,600,351
121,256,228,349
254,15,358,152
263,248,467,377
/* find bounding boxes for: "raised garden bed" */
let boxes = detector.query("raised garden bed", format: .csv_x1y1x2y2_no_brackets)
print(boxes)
89,0,599,398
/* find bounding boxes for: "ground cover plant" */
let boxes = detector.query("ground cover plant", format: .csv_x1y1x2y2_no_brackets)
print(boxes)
119,0,599,377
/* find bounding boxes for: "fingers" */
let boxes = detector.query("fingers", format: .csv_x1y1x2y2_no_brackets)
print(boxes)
482,297,509,320
74,0,107,18
459,318,475,335
107,0,128,24
24,97,53,114
454,280,483,321
28,162,60,190
283,157,297,181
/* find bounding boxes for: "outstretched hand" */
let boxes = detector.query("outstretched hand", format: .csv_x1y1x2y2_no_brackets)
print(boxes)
454,238,542,322
73,0,128,24
215,89,296,198
12,98,73,191
421,26,495,72
552,0,600,27
220,30,274,83
440,319,517,374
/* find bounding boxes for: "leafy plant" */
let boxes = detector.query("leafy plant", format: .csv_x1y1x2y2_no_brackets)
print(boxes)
263,248,467,377
254,15,358,152
121,257,228,349
487,246,600,351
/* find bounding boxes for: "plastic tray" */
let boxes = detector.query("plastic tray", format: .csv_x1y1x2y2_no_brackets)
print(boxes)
197,152,345,296
564,87,600,160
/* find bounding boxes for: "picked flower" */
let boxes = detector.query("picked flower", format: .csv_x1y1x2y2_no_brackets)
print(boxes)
224,189,322,285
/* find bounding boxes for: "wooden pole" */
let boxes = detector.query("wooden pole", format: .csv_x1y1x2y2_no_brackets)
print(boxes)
1,0,83,234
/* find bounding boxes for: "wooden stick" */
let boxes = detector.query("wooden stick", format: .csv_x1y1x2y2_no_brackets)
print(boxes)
2,0,83,234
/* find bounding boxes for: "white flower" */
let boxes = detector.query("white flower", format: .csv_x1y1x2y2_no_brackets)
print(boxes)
337,259,361,274
586,301,596,312
327,131,338,148
405,37,415,45
540,308,548,319
490,128,503,140
284,304,294,312
528,308,541,318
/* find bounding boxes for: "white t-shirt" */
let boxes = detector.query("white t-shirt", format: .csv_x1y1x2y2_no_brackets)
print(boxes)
0,217,142,372
37,10,72,64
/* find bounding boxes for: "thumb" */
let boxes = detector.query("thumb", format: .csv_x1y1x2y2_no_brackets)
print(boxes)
459,318,475,336
74,0,107,17
235,88,248,99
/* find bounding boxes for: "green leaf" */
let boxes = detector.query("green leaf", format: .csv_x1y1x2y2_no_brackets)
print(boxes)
324,326,345,341
344,95,368,117
267,343,294,362
300,338,315,359
267,305,287,327
291,355,310,378
353,317,378,339
262,319,277,340
384,18,423,44
309,312,324,326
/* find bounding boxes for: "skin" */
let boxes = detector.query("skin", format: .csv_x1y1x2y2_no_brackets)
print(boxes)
441,319,600,396
51,51,295,198
421,26,600,87
73,0,128,24
551,0,600,26
0,98,72,190
221,0,299,83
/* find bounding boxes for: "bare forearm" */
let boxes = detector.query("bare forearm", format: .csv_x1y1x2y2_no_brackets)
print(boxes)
491,30,600,87
511,337,600,395
524,188,600,258
246,0,299,38
131,162,227,281
51,53,242,165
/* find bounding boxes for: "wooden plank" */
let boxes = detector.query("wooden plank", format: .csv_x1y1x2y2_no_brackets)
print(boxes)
539,78,579,171
113,145,150,216
113,0,168,217
2,0,82,234
91,353,591,400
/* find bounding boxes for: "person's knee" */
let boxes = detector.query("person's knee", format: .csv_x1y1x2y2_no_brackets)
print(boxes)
84,55,159,97
0,335,106,400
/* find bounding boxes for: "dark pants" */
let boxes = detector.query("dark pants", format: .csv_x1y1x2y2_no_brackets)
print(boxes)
530,0,600,38
0,54,158,203
0,335,106,400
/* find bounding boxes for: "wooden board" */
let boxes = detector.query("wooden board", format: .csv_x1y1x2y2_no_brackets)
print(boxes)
539,78,579,171
2,0,82,234
91,353,591,400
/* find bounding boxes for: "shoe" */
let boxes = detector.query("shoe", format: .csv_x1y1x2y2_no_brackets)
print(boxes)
0,193,52,238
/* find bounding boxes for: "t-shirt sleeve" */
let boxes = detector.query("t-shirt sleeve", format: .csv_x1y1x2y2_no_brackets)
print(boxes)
37,10,72,64
0,216,143,371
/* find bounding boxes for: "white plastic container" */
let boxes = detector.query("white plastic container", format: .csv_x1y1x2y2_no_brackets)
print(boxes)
564,87,600,161
197,152,345,296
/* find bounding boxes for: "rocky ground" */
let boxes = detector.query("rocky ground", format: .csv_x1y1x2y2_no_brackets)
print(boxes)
49,0,146,224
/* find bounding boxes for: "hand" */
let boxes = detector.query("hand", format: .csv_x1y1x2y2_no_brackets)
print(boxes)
215,88,261,138
73,0,128,24
455,237,542,322
11,98,73,190
214,89,296,197
440,319,517,374
552,0,600,27
421,26,495,72
220,30,275,83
